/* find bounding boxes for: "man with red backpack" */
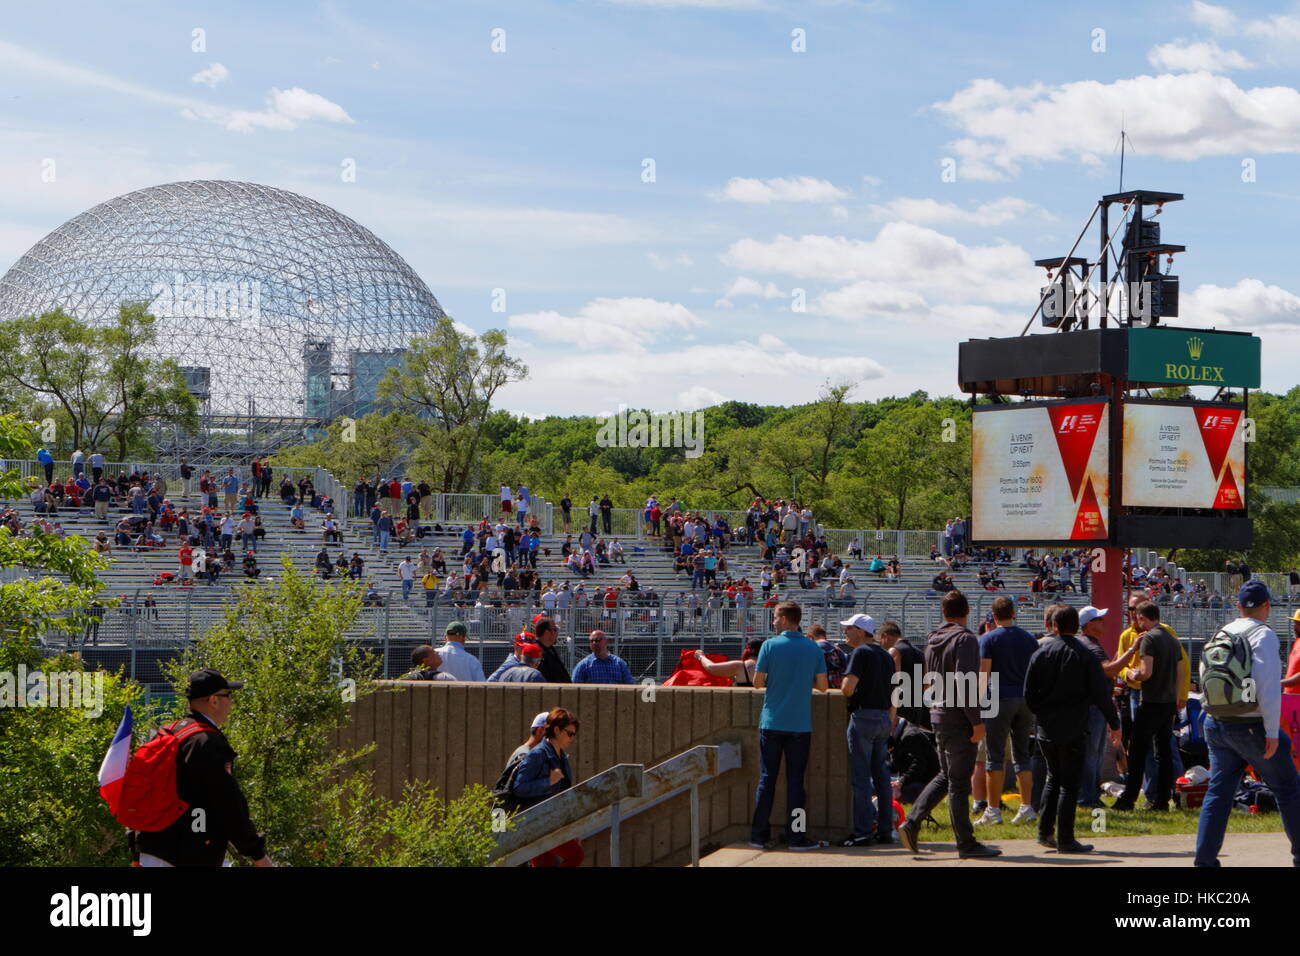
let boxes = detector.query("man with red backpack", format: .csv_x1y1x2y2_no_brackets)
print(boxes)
133,670,272,867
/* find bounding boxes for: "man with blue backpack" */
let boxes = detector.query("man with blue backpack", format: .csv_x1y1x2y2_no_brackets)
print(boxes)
1194,582,1300,867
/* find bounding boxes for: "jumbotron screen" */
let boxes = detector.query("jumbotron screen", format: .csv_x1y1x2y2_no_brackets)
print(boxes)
972,399,1110,544
1121,402,1246,510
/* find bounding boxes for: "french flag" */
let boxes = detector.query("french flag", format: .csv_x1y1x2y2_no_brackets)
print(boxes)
97,705,133,812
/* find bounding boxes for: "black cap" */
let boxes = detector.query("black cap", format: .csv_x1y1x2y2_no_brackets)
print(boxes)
186,668,245,699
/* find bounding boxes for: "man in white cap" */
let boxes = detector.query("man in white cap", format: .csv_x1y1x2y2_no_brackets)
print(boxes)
1077,606,1141,807
509,712,551,765
839,613,896,847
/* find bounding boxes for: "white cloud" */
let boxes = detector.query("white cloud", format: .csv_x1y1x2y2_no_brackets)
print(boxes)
1148,40,1252,73
220,87,354,133
1191,1,1238,35
725,222,1033,303
191,63,230,88
678,385,727,410
509,297,700,348
724,276,785,299
933,73,1300,180
718,176,847,204
1183,278,1300,330
503,338,887,414
811,281,927,319
868,195,1042,226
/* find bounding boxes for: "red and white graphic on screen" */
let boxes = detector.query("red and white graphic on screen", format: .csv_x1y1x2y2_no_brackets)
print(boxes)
1213,466,1243,509
1193,407,1242,479
1047,402,1106,500
1071,477,1106,539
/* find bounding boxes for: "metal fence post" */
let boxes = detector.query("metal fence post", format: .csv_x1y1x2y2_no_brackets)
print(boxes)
383,601,391,677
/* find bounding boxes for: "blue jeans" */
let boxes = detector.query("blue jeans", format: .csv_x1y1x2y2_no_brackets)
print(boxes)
379,529,390,551
751,729,812,844
1195,718,1300,867
1078,705,1107,806
847,709,893,838
401,579,412,600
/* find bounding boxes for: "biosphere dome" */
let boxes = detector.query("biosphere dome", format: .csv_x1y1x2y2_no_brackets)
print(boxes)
0,180,445,445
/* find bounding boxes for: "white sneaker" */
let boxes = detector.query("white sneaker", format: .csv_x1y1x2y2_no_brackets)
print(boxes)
1011,804,1037,824
974,806,1003,825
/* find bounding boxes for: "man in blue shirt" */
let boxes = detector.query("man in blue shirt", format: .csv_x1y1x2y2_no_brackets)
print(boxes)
751,601,829,851
976,596,1041,826
571,630,636,684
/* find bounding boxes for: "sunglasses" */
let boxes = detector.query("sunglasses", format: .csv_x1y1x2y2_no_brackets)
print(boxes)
560,726,578,738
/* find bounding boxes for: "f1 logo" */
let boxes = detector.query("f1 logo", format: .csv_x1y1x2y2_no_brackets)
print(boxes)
1058,415,1077,433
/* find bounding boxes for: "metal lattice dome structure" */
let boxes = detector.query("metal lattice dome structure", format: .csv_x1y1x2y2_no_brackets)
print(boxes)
0,180,445,449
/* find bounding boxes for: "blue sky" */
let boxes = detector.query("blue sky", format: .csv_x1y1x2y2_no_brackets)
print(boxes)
2,0,1299,416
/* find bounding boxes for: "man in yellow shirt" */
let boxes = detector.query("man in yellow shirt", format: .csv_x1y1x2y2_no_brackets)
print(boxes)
421,570,440,608
1115,597,1189,804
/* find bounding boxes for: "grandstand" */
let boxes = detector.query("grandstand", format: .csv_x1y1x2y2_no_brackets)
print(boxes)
4,459,1297,693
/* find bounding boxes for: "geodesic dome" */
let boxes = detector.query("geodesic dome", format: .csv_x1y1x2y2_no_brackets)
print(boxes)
0,180,444,443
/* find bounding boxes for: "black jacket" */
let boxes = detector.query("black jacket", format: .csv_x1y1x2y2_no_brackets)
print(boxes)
539,643,571,683
889,719,940,795
924,621,983,728
134,712,267,866
1024,634,1120,741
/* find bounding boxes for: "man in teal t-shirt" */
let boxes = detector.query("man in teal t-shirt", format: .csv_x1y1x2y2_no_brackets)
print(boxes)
750,601,829,850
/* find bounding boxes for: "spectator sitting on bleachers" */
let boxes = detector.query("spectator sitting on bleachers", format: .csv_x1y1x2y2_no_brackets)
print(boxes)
930,570,954,593
243,551,261,578
315,547,333,579
322,513,339,541
290,503,305,530
868,554,886,575
94,531,112,555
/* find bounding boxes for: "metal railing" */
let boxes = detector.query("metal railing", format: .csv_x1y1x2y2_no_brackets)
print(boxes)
31,584,1299,689
10,458,349,530
490,742,742,867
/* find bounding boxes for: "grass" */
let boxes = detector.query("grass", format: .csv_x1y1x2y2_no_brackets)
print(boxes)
908,794,1286,839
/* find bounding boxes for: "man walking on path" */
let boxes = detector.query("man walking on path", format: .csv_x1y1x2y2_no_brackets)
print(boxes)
1195,582,1300,867
898,590,1001,859
1024,605,1120,853
750,601,829,851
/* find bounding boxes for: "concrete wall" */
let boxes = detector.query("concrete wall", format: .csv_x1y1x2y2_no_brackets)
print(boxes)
336,682,855,866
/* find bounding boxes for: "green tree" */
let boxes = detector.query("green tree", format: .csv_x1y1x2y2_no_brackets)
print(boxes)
378,317,527,492
161,556,499,866
0,413,138,865
0,305,198,457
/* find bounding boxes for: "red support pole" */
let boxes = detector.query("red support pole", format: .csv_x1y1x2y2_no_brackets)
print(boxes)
1090,545,1125,657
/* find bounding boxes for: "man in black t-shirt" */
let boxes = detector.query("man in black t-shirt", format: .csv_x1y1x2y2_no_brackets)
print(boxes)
560,494,572,533
1113,601,1186,812
839,613,896,846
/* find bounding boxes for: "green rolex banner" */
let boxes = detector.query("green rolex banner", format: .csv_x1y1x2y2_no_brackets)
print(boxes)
1127,327,1261,388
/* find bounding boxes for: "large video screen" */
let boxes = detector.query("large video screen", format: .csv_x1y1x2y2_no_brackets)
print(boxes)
1122,402,1246,510
972,399,1110,544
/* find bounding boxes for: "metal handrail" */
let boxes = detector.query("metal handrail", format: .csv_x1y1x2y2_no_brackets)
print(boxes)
491,742,742,867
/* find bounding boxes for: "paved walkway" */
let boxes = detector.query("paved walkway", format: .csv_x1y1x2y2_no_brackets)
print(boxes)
701,832,1291,867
